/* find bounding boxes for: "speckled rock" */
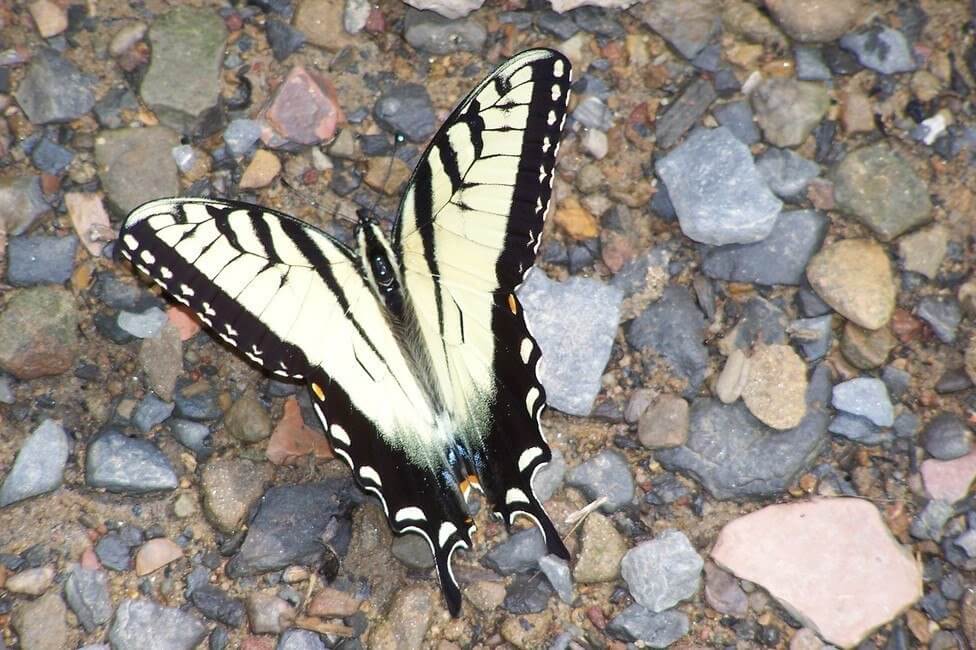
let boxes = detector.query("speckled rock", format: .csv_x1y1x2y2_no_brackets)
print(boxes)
96,126,180,217
293,0,357,51
751,79,830,148
765,0,863,42
0,419,70,507
573,512,627,583
621,530,703,612
138,323,183,401
85,429,179,494
367,586,434,649
0,286,79,380
806,239,896,330
201,457,273,534
224,391,273,443
109,599,207,650
11,591,68,650
566,449,635,512
741,344,808,430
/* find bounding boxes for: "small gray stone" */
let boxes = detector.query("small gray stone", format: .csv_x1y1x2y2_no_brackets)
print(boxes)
531,447,565,502
656,127,782,246
110,599,208,650
832,378,894,427
916,297,961,344
190,584,245,627
572,96,613,131
94,86,139,129
265,18,305,61
502,572,553,614
910,499,954,542
923,413,973,461
85,429,179,494
756,147,820,200
656,78,717,149
223,119,264,157
751,78,830,148
840,26,916,75
538,555,574,604
139,324,183,401
794,46,832,81
790,315,833,361
702,210,827,286
96,126,180,217
403,8,487,54
954,530,976,558
277,629,328,650
0,175,50,236
173,379,222,421
635,1,720,60
131,394,175,433
6,235,79,286
536,10,579,40
518,270,623,416
30,137,75,175
638,394,689,449
712,100,759,145
828,413,890,445
391,532,434,569
95,533,132,571
621,530,703,612
0,419,70,507
482,527,547,575
117,307,169,339
63,566,113,632
566,449,634,512
168,419,212,457
373,84,437,143
14,48,96,124
607,604,690,647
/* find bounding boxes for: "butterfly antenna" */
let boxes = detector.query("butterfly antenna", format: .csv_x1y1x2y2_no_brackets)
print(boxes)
280,177,357,225
366,133,405,222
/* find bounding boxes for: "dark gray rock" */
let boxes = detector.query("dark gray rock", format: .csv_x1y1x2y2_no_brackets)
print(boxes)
923,413,973,461
173,379,223,421
621,530,702,612
911,500,954,542
635,1,720,60
277,629,328,650
14,48,96,124
482,528,547,576
391,533,434,569
30,137,74,174
607,604,690,647
63,566,113,632
85,429,179,494
502,572,553,614
712,100,759,145
167,419,213,458
797,282,833,317
756,147,820,200
92,272,160,312
883,366,912,402
656,127,782,245
571,7,624,38
657,365,831,499
532,447,565,502
190,585,245,627
794,46,832,81
702,210,827,286
790,315,833,361
0,419,70,507
0,175,50,236
656,78,717,149
373,84,437,143
832,378,894,427
227,481,356,577
565,449,634,512
94,86,139,129
828,413,891,445
109,599,207,650
916,296,961,344
6,235,79,286
95,533,132,571
132,394,175,433
403,8,487,55
536,10,579,40
265,17,304,61
840,26,916,75
627,287,707,395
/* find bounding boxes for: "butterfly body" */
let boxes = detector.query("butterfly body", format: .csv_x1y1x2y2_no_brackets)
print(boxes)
118,48,572,615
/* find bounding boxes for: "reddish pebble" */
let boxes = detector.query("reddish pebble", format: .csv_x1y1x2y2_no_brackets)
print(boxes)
224,12,243,31
261,66,344,147
40,173,60,194
891,308,923,343
135,538,184,576
167,305,201,341
80,547,101,570
242,637,276,650
586,605,607,629
266,397,333,465
308,586,363,618
301,168,320,185
364,7,386,34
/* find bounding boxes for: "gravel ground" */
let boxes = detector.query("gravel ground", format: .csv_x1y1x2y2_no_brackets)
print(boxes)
1,0,975,649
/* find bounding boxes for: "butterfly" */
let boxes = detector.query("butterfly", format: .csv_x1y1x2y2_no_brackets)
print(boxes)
117,48,572,615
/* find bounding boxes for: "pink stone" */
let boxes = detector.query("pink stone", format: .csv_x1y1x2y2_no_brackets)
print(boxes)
712,498,922,648
266,398,333,465
921,448,976,504
261,66,343,147
166,305,201,341
134,538,184,576
65,192,113,257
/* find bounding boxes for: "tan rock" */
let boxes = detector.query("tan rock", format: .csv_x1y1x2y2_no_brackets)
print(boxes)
840,322,896,369
12,591,67,650
5,565,55,595
135,538,183,575
840,91,874,134
367,586,433,650
712,498,922,647
201,456,272,534
741,344,808,430
765,0,863,43
637,394,689,449
29,0,68,38
365,156,412,195
554,197,599,240
806,239,896,330
65,193,113,257
573,512,628,583
897,224,948,279
715,349,750,404
293,0,356,51
308,586,362,617
239,150,281,189
920,448,976,504
500,611,553,649
465,580,505,611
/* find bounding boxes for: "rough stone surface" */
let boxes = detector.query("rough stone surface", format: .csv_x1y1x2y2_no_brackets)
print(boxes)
840,26,916,75
606,605,690,647
402,0,485,19
655,78,717,149
109,599,208,650
765,0,862,42
712,498,922,647
832,378,895,427
14,48,96,124
637,394,689,449
0,286,79,380
751,79,830,148
923,413,973,461
483,528,548,575
621,530,703,612
573,512,627,583
367,586,434,650
0,419,70,507
85,429,179,494
921,449,976,504
741,344,808,430
518,270,623,416
806,239,897,330
95,126,180,217
260,66,344,148
0,175,50,236
403,8,487,54
898,224,948,279
6,235,78,286
635,0,720,59
11,591,68,650
373,84,437,144
566,449,635,512
63,566,113,632
656,127,782,246
201,457,273,534
756,148,821,200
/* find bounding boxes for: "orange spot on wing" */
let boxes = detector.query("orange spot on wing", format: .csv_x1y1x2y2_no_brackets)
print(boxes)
507,294,517,314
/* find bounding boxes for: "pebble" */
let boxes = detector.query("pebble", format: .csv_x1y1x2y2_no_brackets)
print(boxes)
955,530,976,558
96,126,181,216
239,150,281,189
4,235,77,287
85,429,179,494
132,394,175,433
635,0,719,60
539,555,574,604
141,7,227,133
93,86,139,129
566,449,635,512
532,448,565,502
201,457,273,534
712,498,921,648
139,324,183,401
916,296,961,344
910,499,954,542
293,0,356,50
391,532,434,569
0,286,79,380
751,79,830,148
573,512,627,584
794,46,832,81
606,605,690,647
5,564,55,595
29,0,68,37
109,599,208,650
190,584,246,627
923,413,973,461
64,566,113,632
483,527,548,575
626,287,708,395
765,0,861,42
224,119,264,157
741,344,808,430
832,143,932,241
712,99,760,146
65,193,113,257
11,591,68,650
265,17,305,61
790,315,833,361
173,379,223,421
14,49,96,124
222,392,272,443
806,238,896,330
307,585,362,618
580,128,608,159
0,419,69,507
656,126,782,246
572,96,613,131
828,413,889,445
840,26,916,75
261,66,343,147
621,530,703,612
517,271,621,415
403,8,487,54
503,572,554,614
247,592,295,633
655,78,717,149
265,397,333,465
344,0,371,33
118,307,169,339
373,84,437,143
367,586,434,650
30,136,74,174
168,419,212,457
704,562,748,617
0,175,50,236
134,538,182,576
553,198,599,240
637,394,689,449
277,629,327,650
537,11,579,40
897,224,948,279
227,481,355,577
658,365,830,499
832,378,895,427
840,322,896,369
109,21,147,56
95,532,132,571
756,148,820,201
920,450,976,504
